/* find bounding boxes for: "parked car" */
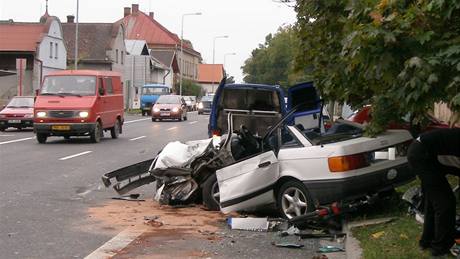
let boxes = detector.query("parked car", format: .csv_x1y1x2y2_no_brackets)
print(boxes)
33,70,124,143
0,96,35,131
151,95,188,121
140,84,171,116
183,96,197,111
197,95,214,115
347,105,453,135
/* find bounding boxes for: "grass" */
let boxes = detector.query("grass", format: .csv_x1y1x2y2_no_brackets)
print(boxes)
125,109,141,115
350,176,460,259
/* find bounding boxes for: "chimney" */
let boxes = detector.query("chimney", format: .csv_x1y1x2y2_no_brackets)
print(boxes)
149,12,154,19
67,15,75,23
132,4,139,14
124,7,131,17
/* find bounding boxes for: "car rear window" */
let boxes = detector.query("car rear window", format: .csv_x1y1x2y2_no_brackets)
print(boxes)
221,88,280,112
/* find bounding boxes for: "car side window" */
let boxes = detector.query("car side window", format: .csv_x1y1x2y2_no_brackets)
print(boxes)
281,126,302,148
105,77,113,94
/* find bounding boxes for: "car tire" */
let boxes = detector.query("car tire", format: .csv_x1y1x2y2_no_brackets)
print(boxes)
151,117,155,122
36,133,47,144
184,113,188,121
142,111,146,116
277,180,315,219
110,119,121,139
90,122,102,143
0,127,5,132
202,173,220,211
64,135,71,140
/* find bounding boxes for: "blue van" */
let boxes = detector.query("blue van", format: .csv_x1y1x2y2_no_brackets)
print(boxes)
208,81,320,137
140,84,171,116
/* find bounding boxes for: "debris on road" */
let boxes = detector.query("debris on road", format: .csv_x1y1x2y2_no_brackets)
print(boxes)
317,245,345,253
227,217,270,231
112,193,145,201
272,242,304,249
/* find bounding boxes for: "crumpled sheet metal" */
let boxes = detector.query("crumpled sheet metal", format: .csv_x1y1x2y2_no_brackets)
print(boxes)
154,139,213,169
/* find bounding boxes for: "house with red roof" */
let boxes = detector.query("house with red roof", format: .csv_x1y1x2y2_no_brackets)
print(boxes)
197,64,225,94
0,9,66,103
120,4,202,90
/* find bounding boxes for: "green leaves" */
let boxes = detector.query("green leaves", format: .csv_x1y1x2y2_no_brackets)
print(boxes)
294,0,460,135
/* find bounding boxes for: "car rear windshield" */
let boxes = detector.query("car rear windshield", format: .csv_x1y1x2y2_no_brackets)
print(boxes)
221,88,281,112
142,87,169,95
156,95,180,104
41,76,96,96
7,97,34,108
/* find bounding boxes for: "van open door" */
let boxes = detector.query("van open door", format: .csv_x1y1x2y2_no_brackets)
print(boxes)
287,82,323,131
216,150,279,214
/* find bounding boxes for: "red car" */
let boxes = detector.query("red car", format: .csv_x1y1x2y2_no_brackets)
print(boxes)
348,106,452,133
151,95,188,121
0,96,35,131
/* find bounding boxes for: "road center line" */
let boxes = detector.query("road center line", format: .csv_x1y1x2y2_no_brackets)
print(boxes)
0,134,15,137
0,137,35,145
124,118,151,124
59,151,92,161
84,227,145,259
189,121,198,125
129,136,146,141
166,127,177,131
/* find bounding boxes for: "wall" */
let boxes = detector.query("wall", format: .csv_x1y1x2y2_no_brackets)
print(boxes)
109,25,126,82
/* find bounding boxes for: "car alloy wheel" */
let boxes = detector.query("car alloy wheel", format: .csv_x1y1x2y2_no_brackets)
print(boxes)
281,187,308,218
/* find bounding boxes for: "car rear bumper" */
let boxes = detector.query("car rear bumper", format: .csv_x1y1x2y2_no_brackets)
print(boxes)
34,123,96,135
303,162,415,205
198,108,211,114
0,119,33,129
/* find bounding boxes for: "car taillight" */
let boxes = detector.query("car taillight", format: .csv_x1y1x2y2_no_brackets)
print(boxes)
211,129,221,136
328,153,370,172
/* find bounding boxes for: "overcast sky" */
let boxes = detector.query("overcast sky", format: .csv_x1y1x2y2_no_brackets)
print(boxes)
0,0,296,82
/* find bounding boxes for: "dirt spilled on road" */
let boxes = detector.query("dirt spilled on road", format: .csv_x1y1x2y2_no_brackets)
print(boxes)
86,200,228,258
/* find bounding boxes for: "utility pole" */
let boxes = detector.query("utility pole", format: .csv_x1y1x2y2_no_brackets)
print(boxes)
74,0,79,69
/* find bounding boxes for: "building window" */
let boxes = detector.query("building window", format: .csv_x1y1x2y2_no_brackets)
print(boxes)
115,49,119,64
55,43,58,59
50,42,53,58
121,51,124,65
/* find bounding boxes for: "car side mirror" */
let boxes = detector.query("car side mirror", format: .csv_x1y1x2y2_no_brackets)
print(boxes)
98,87,105,96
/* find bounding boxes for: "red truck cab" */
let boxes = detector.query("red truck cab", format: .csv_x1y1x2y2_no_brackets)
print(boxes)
33,70,124,143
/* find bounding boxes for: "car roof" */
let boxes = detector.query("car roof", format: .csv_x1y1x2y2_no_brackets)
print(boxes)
223,83,282,91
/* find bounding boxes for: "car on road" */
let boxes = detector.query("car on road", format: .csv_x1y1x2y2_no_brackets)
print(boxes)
140,84,171,116
0,96,35,131
184,96,197,111
197,95,213,115
151,95,188,121
33,70,124,143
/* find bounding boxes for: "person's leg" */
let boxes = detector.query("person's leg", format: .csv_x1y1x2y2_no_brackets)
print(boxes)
429,173,456,255
420,185,434,248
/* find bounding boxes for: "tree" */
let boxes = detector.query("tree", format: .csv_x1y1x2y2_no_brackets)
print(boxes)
241,26,310,86
225,76,235,84
295,0,460,135
173,79,202,97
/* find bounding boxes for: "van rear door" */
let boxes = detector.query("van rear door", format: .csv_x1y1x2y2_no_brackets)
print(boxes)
287,82,322,131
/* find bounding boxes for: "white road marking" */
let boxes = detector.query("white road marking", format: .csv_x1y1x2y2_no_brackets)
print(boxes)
59,151,92,161
189,121,198,125
124,118,151,124
166,127,177,131
84,227,145,259
0,135,15,137
129,136,146,141
0,137,35,145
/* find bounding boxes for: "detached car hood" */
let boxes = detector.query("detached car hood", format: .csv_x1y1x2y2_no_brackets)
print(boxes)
34,96,96,110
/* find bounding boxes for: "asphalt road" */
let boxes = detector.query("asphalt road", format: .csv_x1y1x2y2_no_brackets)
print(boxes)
0,112,211,259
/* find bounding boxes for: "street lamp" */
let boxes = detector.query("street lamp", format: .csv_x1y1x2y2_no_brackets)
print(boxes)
180,12,201,96
212,35,229,64
223,52,236,69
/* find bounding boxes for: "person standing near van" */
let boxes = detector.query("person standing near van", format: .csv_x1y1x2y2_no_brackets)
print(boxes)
407,128,460,256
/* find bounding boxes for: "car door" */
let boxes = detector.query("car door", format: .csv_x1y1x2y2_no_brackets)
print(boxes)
287,82,323,131
216,150,280,214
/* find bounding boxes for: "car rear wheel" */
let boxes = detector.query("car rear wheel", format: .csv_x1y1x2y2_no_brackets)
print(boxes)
110,119,121,139
36,133,47,144
90,122,102,143
277,180,315,219
64,135,71,140
202,173,220,211
0,127,5,132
